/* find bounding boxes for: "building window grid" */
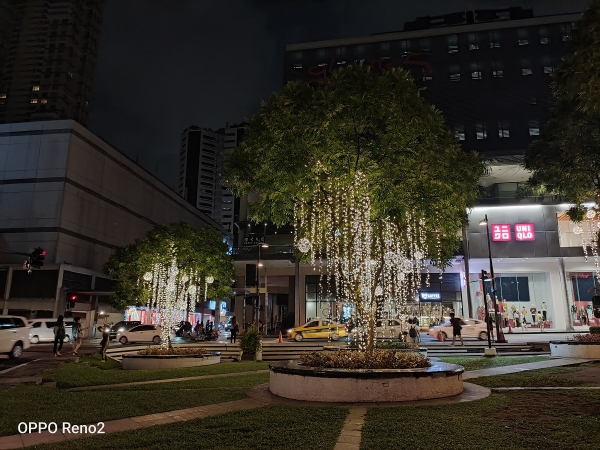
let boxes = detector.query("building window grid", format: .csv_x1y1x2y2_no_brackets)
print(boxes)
498,121,510,138
454,125,465,141
529,120,540,136
476,123,487,140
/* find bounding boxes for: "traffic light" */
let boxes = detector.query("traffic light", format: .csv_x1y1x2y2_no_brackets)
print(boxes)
67,293,77,309
30,247,46,269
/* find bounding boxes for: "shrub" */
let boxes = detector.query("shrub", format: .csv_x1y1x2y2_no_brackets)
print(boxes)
299,349,431,370
138,347,206,356
589,326,600,334
571,333,600,342
239,325,262,355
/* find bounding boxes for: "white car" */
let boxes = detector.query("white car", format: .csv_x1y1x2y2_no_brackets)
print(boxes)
0,315,32,358
29,318,73,343
117,324,164,344
428,319,488,341
375,319,406,339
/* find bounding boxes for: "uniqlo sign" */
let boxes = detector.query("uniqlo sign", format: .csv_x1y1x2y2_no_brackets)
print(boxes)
491,224,511,242
515,223,535,241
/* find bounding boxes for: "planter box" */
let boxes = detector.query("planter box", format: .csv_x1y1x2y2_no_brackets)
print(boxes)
269,360,463,402
122,353,220,370
549,341,600,359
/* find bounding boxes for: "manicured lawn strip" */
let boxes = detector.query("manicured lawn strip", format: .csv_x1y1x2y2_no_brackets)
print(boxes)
469,366,598,388
361,391,600,450
43,358,269,388
34,405,348,450
0,373,268,438
438,355,551,372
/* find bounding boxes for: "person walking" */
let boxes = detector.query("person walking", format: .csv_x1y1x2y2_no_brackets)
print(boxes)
53,315,66,356
487,314,495,341
230,316,239,344
71,317,87,355
408,319,419,349
449,313,464,346
99,325,110,362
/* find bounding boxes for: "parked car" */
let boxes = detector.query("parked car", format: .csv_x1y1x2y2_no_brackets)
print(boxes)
117,324,164,344
427,318,488,340
0,315,31,358
28,318,74,343
375,319,405,339
109,321,141,340
287,319,347,342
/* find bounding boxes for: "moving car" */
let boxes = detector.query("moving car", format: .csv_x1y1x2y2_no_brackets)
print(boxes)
0,315,31,358
427,318,488,340
117,324,163,344
287,319,347,342
109,321,142,340
28,318,74,343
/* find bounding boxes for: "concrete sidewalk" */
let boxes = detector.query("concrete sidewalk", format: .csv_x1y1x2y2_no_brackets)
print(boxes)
463,357,593,380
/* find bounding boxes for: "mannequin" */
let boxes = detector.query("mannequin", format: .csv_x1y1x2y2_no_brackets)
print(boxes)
503,309,509,327
541,302,548,321
537,312,545,331
521,306,527,323
530,306,537,325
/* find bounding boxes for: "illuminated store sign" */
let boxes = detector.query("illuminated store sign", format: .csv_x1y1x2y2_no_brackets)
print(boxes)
491,223,535,242
419,292,441,301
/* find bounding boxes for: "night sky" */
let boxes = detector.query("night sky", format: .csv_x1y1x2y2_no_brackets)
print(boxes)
89,0,589,189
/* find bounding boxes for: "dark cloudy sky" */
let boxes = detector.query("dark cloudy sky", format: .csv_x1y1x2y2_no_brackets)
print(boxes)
88,0,589,189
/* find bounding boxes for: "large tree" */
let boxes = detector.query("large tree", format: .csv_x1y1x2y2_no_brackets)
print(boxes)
225,65,484,351
524,1,600,221
104,222,234,316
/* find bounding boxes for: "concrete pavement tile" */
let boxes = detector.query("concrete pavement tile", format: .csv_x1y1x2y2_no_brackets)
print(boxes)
0,434,24,449
20,431,65,447
99,418,141,434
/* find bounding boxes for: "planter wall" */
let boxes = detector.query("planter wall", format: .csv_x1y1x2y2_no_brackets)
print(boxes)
549,341,600,359
269,361,463,402
122,353,220,370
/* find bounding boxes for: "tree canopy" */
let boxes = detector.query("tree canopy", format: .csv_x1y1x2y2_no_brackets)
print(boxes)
104,222,235,311
224,64,485,262
524,1,600,221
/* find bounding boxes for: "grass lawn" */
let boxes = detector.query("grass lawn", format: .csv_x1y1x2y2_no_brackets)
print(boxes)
34,405,348,450
43,355,269,388
470,363,600,388
361,391,600,450
0,372,269,437
438,355,551,372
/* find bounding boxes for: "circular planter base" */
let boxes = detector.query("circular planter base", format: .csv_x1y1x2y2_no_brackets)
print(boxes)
550,341,600,359
269,360,464,402
122,353,220,370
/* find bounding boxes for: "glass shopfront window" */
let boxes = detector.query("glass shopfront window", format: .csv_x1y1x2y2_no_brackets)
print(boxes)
470,272,553,328
567,273,599,326
305,275,349,323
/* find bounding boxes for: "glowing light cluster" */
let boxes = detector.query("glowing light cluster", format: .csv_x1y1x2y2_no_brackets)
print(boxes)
576,208,600,279
294,165,442,351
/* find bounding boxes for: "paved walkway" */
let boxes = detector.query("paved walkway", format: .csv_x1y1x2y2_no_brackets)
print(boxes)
0,356,595,449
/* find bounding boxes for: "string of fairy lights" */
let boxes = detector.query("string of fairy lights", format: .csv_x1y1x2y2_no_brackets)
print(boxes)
141,251,205,345
294,164,443,350
573,208,600,278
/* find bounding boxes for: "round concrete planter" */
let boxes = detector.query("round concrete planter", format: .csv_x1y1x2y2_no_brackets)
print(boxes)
549,341,600,359
122,353,220,370
269,360,464,402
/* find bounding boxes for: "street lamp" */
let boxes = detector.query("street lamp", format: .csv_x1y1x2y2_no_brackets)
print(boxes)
256,243,268,327
479,215,506,345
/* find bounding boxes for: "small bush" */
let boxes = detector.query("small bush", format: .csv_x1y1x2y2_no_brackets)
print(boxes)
138,347,207,356
299,349,431,370
571,333,600,342
239,325,262,355
589,326,600,334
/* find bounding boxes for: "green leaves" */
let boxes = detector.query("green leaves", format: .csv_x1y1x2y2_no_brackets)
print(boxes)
103,222,234,311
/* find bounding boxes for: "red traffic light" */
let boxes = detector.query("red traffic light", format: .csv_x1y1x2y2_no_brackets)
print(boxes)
40,250,47,257
70,295,77,301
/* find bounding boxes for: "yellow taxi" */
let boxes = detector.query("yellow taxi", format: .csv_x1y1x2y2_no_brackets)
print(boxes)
287,319,347,342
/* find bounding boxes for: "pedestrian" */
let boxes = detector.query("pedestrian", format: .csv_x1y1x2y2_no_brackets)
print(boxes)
71,317,87,355
258,319,264,333
521,316,527,331
449,313,464,346
230,316,239,344
99,325,110,362
537,312,545,332
408,319,419,349
487,314,495,341
53,315,66,356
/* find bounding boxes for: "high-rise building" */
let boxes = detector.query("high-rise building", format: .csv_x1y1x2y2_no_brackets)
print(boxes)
178,123,244,234
0,0,104,125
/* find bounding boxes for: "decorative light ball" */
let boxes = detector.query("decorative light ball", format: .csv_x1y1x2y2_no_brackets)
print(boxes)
143,272,153,282
206,276,214,284
297,237,311,253
375,286,383,296
587,210,596,219
573,226,583,235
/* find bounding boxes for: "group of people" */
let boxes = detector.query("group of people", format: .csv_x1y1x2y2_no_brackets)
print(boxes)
52,315,88,357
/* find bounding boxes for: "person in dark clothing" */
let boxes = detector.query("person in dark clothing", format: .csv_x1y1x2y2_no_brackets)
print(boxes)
230,316,239,343
487,315,495,341
449,313,464,346
53,315,66,356
99,325,110,362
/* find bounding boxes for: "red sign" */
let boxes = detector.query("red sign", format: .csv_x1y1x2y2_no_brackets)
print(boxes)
491,224,511,242
515,223,535,241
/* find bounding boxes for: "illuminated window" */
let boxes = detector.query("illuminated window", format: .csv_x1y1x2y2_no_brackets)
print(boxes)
476,123,487,139
32,86,40,91
41,99,48,104
543,66,554,74
469,43,479,50
450,73,461,82
528,120,540,136
468,33,479,50
454,125,465,141
293,63,302,69
498,121,510,138
448,45,458,54
540,37,550,44
518,39,529,46
522,68,533,76
0,93,6,99
30,98,38,104
447,34,458,53
471,71,482,80
489,31,501,48
493,70,504,78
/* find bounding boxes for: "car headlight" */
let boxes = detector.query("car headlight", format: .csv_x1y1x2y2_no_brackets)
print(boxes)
287,329,294,333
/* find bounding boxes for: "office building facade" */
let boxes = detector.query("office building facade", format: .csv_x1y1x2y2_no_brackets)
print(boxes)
0,0,103,126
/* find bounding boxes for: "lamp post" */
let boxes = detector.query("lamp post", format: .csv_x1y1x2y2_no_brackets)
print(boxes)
256,243,269,327
479,215,506,345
